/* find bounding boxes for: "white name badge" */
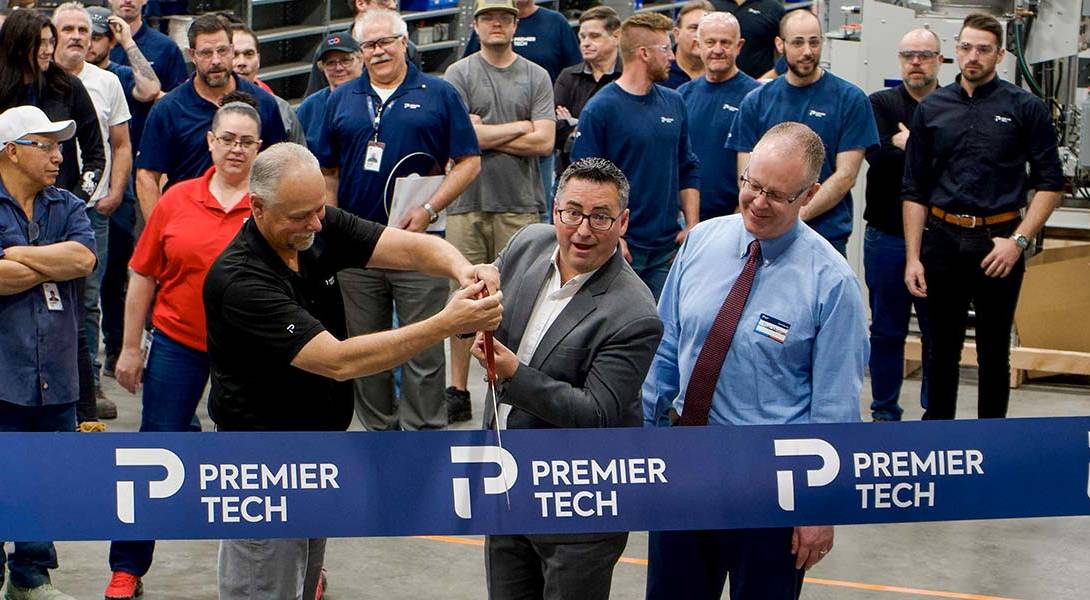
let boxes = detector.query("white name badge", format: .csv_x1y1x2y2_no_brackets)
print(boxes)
364,141,385,173
43,283,63,311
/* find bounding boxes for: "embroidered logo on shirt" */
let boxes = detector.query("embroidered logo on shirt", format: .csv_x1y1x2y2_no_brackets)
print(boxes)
325,276,335,286
286,324,296,334
404,102,421,109
660,116,675,124
747,7,762,13
513,35,537,47
754,313,790,344
994,115,1012,124
807,109,827,118
722,103,739,112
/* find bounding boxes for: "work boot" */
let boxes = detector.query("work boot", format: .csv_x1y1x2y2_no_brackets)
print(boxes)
104,572,143,600
446,386,471,423
96,386,118,420
3,583,76,600
78,420,107,432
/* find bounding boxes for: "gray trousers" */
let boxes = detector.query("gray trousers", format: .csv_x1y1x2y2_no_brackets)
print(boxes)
218,538,325,600
339,267,448,431
485,533,629,600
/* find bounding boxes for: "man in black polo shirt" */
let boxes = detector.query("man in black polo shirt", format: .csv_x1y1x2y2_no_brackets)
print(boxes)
712,0,784,78
863,27,940,422
902,13,1063,420
203,142,502,599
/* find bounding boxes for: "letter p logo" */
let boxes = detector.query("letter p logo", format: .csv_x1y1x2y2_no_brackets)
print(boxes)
774,438,840,512
116,448,185,524
450,446,518,519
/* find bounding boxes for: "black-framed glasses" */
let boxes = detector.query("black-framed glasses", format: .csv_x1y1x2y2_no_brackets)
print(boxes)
212,134,260,150
739,168,810,205
555,206,618,231
11,139,60,153
955,42,996,55
361,35,403,52
898,50,938,60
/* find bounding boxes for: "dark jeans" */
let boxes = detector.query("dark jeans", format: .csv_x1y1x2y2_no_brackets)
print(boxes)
920,217,1024,420
646,528,804,600
101,191,136,360
485,533,628,600
628,242,678,302
110,330,207,576
863,226,930,420
0,401,75,589
75,278,97,423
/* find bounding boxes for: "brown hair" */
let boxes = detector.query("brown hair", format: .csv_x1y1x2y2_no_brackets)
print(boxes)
579,6,621,33
960,12,1003,47
675,0,714,26
619,12,672,58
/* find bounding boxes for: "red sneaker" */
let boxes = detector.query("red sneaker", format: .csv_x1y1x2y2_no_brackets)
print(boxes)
315,567,328,600
104,572,143,600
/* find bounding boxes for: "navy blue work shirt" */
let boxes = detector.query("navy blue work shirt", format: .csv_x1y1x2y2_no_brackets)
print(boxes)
106,62,152,156
902,76,1064,215
662,60,691,90
137,74,287,189
109,21,189,91
463,6,581,82
295,87,331,153
313,63,480,224
0,182,95,407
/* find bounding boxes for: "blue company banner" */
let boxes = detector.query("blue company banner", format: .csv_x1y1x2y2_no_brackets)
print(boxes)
1,417,1089,541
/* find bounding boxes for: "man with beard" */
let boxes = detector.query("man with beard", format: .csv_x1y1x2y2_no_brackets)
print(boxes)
230,24,307,147
53,2,132,410
315,9,480,432
678,12,758,220
862,28,940,421
106,0,187,91
902,13,1063,420
728,9,877,256
462,0,581,83
134,14,285,219
443,0,554,425
662,0,712,89
571,12,700,301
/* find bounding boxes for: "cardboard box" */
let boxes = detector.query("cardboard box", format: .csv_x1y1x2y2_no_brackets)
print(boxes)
1014,242,1090,353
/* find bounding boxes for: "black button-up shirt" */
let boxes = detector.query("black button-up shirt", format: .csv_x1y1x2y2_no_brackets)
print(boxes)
902,76,1064,215
713,0,785,78
204,207,383,432
553,60,622,176
865,84,919,235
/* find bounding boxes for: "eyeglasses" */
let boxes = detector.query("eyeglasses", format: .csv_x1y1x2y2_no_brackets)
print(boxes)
477,13,516,25
361,35,403,52
785,37,821,50
739,169,810,205
898,50,938,60
322,55,358,70
193,45,233,60
11,139,60,153
555,206,618,231
212,134,260,150
955,42,996,55
640,44,671,54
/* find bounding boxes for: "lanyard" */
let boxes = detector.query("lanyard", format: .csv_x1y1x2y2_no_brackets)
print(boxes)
366,92,397,142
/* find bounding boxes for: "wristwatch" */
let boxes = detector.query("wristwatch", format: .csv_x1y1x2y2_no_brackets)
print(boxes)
422,202,439,224
1010,233,1029,251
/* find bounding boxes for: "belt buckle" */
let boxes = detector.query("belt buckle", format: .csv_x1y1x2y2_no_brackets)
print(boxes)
957,213,977,228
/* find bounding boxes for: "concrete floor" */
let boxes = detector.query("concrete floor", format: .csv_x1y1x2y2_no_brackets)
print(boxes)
33,364,1090,600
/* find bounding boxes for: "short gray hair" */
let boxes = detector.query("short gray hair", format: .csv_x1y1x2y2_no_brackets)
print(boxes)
697,12,740,38
556,157,630,210
358,8,408,39
249,143,320,206
52,1,91,26
754,122,825,185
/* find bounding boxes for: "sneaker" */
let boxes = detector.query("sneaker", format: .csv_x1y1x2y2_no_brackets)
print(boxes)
78,420,107,432
103,352,119,378
446,386,472,423
104,572,143,600
3,583,76,600
96,387,118,420
315,568,328,600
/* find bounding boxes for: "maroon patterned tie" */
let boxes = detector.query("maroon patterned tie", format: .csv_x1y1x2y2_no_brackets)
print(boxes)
679,239,762,427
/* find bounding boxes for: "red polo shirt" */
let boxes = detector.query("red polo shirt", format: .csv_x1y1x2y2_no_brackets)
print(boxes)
130,167,251,352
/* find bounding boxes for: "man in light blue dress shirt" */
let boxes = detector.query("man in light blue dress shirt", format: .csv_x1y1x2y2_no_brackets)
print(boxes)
642,122,868,600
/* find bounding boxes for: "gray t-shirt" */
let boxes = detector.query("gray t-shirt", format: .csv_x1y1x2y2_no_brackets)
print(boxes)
445,53,554,214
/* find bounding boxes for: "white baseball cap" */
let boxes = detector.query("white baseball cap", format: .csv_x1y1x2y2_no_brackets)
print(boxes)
0,106,76,150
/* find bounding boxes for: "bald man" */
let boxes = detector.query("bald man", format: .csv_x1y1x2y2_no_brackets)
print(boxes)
678,12,759,219
862,28,941,421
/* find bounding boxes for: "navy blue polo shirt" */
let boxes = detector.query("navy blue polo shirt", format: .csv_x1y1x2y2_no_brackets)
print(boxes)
109,21,189,91
137,74,287,188
463,7,581,82
0,182,95,408
679,71,760,219
295,87,330,153
106,62,152,156
662,60,691,90
313,64,479,224
727,70,878,242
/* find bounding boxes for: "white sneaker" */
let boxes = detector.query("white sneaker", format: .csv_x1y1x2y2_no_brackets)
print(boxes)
3,583,76,600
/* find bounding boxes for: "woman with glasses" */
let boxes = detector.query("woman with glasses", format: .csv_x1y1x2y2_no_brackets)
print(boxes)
104,98,261,600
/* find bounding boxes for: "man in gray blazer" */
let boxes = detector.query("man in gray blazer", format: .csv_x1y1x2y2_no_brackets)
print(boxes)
470,157,663,600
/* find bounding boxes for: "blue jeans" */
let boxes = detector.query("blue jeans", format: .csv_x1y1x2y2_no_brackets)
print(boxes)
628,242,678,301
84,208,110,386
540,153,556,221
0,402,75,589
863,226,929,420
109,330,206,576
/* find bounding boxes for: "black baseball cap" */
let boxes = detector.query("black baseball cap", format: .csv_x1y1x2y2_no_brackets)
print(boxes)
317,33,361,61
88,6,113,38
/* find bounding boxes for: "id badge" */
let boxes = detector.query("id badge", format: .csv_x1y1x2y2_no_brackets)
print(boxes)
43,283,63,311
364,141,385,172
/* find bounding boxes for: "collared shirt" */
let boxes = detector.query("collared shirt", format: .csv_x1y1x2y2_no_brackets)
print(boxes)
295,86,331,152
552,59,622,175
572,82,700,251
109,21,189,91
727,70,879,242
641,215,867,427
501,247,601,428
105,62,153,158
130,167,251,352
678,71,760,220
314,63,479,223
137,74,287,190
865,84,920,236
0,183,95,407
204,207,384,432
463,6,582,82
662,60,692,90
901,76,1064,215
713,0,785,77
